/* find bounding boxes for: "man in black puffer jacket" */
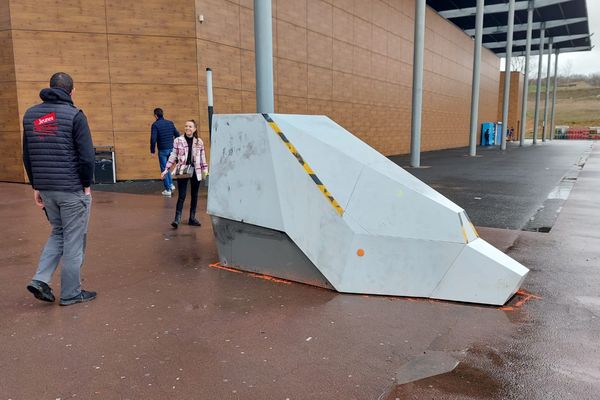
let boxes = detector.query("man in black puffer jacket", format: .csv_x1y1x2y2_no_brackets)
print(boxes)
22,72,97,306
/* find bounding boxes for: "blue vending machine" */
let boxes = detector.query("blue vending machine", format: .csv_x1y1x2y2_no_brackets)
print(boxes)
481,122,495,146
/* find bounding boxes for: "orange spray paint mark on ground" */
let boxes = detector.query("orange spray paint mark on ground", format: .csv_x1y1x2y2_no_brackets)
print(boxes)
208,262,292,285
208,262,540,310
209,262,242,274
500,289,542,311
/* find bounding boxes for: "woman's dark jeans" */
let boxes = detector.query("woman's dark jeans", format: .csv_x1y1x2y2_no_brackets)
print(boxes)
176,172,200,215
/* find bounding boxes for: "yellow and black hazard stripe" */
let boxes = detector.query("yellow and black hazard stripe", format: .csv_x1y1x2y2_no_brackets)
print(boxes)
458,213,479,243
262,114,344,216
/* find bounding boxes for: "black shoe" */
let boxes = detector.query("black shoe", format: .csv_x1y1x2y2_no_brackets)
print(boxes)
188,218,201,226
171,211,182,229
188,211,201,226
27,280,55,302
60,290,97,306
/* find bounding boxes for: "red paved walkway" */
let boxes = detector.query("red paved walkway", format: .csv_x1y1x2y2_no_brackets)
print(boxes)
1,142,599,399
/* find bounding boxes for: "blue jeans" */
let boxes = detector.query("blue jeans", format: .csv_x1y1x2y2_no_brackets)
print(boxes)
158,148,173,190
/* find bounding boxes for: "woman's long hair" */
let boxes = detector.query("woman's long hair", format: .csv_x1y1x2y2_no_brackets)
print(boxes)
187,119,199,139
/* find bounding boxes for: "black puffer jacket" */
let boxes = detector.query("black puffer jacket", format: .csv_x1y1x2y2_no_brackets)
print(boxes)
22,88,94,191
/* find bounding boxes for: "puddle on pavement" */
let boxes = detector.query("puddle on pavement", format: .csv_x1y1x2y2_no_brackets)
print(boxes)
394,351,460,385
380,346,506,399
384,363,502,399
522,146,592,234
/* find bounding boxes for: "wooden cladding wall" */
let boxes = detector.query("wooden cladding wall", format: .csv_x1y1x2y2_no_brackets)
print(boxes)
2,0,500,182
0,27,24,182
0,0,10,31
497,71,525,138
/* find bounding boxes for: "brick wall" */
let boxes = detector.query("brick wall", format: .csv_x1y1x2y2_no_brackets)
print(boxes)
0,0,500,182
497,71,524,139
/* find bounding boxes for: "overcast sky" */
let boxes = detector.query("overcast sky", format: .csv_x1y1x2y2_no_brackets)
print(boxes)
501,1,599,76
558,0,600,75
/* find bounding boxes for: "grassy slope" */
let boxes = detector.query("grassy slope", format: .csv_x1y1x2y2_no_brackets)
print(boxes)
526,80,600,129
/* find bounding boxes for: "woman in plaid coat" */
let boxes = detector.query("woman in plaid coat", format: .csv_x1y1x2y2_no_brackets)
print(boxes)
161,120,208,228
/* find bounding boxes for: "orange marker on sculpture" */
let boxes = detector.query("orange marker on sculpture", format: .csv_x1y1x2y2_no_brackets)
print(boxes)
357,249,365,257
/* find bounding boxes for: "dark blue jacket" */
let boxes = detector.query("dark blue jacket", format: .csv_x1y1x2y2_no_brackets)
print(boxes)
150,117,179,153
22,87,94,191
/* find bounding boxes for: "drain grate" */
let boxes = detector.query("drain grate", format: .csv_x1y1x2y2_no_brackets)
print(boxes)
523,226,552,233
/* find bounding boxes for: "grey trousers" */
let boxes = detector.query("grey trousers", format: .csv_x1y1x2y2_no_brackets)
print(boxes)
33,191,92,299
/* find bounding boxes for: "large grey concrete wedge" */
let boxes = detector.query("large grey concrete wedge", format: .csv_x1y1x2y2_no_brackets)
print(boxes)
207,114,529,305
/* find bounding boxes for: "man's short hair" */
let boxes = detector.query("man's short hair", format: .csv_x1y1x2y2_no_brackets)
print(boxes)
49,72,74,93
154,108,164,118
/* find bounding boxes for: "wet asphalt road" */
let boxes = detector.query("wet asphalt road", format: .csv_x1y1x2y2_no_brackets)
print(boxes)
1,140,598,399
390,140,593,230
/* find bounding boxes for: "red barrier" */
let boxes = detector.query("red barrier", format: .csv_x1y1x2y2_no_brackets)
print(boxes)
560,129,595,140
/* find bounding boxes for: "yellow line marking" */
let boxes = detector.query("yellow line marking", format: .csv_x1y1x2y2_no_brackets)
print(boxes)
458,214,469,244
263,114,344,216
460,227,469,243
470,222,479,238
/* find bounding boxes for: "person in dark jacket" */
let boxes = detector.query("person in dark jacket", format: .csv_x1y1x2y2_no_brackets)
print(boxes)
151,108,179,196
22,72,97,306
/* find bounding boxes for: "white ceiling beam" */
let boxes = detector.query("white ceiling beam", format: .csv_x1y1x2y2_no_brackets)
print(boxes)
497,45,592,57
484,33,590,49
438,0,572,18
464,17,587,36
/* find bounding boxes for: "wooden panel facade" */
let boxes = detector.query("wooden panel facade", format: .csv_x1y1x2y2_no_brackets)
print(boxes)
9,0,107,33
0,0,10,31
106,0,195,37
0,82,19,134
11,30,110,83
0,26,23,182
1,0,501,182
108,35,198,85
0,30,16,83
497,71,525,139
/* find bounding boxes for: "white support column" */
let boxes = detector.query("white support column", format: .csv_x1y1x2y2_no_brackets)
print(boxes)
550,49,560,139
500,0,516,150
254,0,274,113
410,0,426,167
468,0,485,156
519,2,534,146
533,25,546,144
206,68,214,140
542,39,553,141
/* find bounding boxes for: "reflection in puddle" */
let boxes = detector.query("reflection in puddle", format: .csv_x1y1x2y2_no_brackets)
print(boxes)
385,363,502,399
395,351,460,385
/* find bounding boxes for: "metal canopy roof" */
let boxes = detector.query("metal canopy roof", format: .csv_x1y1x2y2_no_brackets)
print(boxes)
426,0,592,57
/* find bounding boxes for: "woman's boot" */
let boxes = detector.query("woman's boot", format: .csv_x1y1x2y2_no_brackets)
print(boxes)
171,211,182,229
188,211,201,226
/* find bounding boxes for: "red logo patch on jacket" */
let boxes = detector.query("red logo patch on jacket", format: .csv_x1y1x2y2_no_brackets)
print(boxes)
33,112,58,137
